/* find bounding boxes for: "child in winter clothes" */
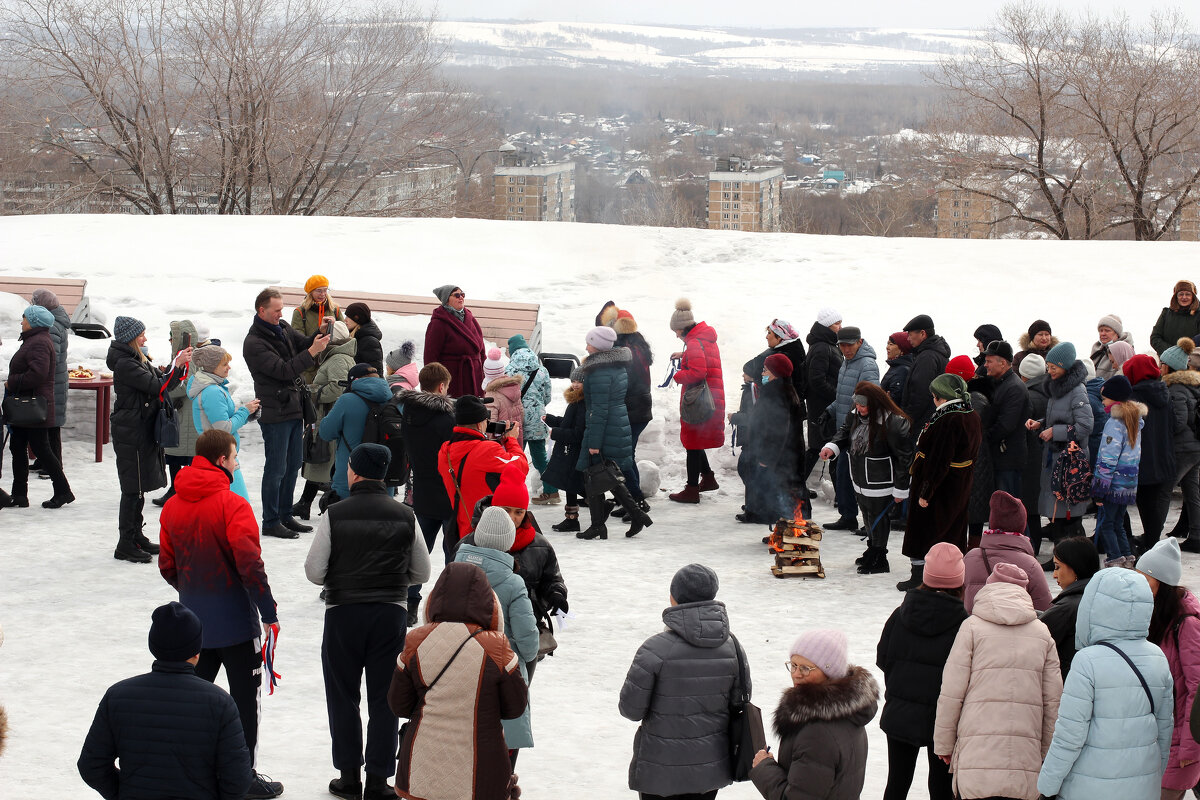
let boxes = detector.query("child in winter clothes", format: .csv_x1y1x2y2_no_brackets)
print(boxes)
384,341,419,394
934,562,1062,800
1092,374,1146,567
1136,537,1200,800
484,370,525,447
877,543,969,800
542,369,587,531
505,335,556,504
751,629,879,800
481,347,506,390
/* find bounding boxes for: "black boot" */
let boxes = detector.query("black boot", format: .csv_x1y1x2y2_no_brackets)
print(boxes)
577,496,613,540
552,506,580,532
1040,520,1062,570
292,481,320,520
895,563,922,592
825,516,859,531
363,774,394,800
611,481,652,537
329,768,362,800
854,546,872,566
407,598,421,629
858,547,890,574
114,536,152,563
135,531,160,555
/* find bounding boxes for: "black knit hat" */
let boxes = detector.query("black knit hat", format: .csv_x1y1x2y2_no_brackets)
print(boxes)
1028,319,1052,339
148,601,203,662
348,363,377,382
455,395,491,425
348,443,390,481
973,324,1002,347
1053,536,1100,581
345,302,371,325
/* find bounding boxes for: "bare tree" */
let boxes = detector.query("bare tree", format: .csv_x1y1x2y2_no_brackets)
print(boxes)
0,0,484,215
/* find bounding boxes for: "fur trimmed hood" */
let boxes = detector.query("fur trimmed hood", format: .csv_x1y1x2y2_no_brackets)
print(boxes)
484,374,523,392
564,385,584,404
1170,280,1200,314
582,346,632,371
1164,368,1200,388
1018,332,1061,352
772,665,879,739
396,389,453,413
1110,399,1149,422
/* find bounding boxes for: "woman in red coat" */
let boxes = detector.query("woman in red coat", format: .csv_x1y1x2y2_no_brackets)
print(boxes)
668,299,726,503
424,284,485,398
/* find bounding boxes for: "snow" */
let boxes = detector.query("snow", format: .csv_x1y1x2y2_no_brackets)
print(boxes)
2,213,1200,798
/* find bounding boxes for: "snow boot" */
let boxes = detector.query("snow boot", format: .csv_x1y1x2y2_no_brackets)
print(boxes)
698,470,719,492
668,484,701,504
857,547,890,575
3,494,28,508
531,491,561,505
328,769,361,800
895,563,923,592
552,506,580,532
363,774,394,800
577,496,613,540
611,481,652,537
134,530,160,555
825,516,859,531
293,480,321,520
114,537,152,563
854,546,872,566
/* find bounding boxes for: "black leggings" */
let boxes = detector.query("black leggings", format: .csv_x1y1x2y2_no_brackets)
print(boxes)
9,426,69,498
686,449,711,485
883,736,953,800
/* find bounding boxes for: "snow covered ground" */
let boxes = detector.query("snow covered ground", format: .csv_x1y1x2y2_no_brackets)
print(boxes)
2,214,1200,798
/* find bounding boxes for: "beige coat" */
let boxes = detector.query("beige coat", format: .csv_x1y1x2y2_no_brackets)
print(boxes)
934,582,1063,800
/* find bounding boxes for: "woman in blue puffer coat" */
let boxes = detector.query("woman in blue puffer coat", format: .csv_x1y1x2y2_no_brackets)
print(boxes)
189,345,259,501
1037,568,1174,800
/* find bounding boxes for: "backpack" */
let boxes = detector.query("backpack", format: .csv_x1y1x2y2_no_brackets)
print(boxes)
1050,443,1092,516
360,395,409,486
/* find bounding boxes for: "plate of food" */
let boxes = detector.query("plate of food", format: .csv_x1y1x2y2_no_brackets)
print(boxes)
69,366,96,379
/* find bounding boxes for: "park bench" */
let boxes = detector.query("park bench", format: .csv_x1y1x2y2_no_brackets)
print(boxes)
0,276,110,338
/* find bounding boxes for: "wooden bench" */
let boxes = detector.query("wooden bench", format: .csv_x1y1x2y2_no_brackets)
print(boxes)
0,276,93,324
271,286,542,353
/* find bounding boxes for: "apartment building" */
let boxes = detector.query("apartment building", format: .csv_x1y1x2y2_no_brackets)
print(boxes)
706,156,784,232
935,181,1000,239
492,145,576,222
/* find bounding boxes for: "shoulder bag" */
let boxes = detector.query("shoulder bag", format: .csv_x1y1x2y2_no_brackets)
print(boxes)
679,340,716,425
728,633,765,781
1,395,48,427
1095,641,1155,713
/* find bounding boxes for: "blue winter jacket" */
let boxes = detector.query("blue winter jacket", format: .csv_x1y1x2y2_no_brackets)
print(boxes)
454,542,539,749
1084,377,1106,470
1091,402,1146,504
506,348,552,441
319,376,394,498
189,372,252,501
827,341,880,424
1037,568,1174,800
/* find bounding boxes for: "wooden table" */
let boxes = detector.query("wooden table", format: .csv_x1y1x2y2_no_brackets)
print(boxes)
69,376,113,462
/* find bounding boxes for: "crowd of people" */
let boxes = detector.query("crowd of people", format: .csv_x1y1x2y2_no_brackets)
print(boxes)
7,276,1200,799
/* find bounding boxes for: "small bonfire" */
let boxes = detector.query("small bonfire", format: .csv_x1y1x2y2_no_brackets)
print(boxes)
767,501,825,579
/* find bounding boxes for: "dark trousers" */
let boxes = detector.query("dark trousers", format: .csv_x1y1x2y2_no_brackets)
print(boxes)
48,425,62,464
407,515,457,606
117,492,145,545
322,604,406,778
639,793,717,800
835,453,857,521
859,494,894,549
196,638,262,766
629,419,649,487
685,449,710,485
9,426,69,498
260,419,302,527
883,736,953,800
160,455,188,501
1137,480,1172,547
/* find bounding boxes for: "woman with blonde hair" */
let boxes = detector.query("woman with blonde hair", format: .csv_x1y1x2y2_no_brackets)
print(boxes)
292,274,342,382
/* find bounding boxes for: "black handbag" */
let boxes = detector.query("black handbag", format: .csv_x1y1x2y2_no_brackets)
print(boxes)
155,402,181,449
1,395,48,427
583,455,624,496
728,634,765,781
304,422,332,463
295,377,318,426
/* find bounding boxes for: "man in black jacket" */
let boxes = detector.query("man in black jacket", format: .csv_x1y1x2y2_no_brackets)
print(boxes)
901,314,951,442
78,602,253,800
980,341,1030,506
304,443,431,800
802,308,842,483
243,287,330,539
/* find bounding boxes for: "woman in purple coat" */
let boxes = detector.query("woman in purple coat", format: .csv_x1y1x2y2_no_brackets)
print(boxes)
4,305,73,508
423,284,485,398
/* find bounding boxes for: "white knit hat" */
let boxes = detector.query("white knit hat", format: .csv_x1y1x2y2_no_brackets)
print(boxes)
1018,354,1046,380
816,307,842,328
474,506,516,552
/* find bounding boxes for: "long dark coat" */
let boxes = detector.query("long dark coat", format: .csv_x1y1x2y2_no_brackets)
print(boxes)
542,385,586,496
46,305,71,426
5,326,57,429
423,306,485,398
107,341,184,494
578,347,634,472
902,400,982,558
399,389,455,520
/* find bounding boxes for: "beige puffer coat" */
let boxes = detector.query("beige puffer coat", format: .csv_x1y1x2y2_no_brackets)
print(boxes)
934,582,1063,800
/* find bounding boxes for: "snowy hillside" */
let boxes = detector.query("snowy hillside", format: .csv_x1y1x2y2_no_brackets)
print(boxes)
434,21,977,74
2,214,1199,799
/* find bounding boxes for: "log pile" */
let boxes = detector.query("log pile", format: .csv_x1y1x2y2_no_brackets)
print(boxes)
768,517,825,579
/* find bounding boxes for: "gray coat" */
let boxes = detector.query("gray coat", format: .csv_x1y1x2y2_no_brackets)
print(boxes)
165,321,201,459
45,305,70,427
619,601,749,796
1039,360,1094,519
827,341,880,424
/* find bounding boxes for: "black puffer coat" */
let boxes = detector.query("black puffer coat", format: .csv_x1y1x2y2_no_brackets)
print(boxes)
877,588,969,746
463,498,567,620
1165,369,1200,460
5,326,56,429
45,305,71,426
1039,577,1090,678
1130,378,1176,486
353,319,385,375
982,368,1030,472
903,334,951,435
542,385,586,496
882,354,912,408
399,390,455,520
617,332,653,425
805,322,840,423
241,316,316,424
619,601,748,797
107,341,184,494
77,660,252,800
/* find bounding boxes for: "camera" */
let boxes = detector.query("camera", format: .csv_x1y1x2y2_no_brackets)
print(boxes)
485,420,510,438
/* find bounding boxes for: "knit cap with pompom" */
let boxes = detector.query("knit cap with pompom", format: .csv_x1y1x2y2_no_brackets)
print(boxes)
669,298,695,332
1161,337,1193,373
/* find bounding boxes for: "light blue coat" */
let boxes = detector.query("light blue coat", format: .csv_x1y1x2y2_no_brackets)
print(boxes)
188,371,251,501
318,376,393,499
1037,568,1174,800
454,542,539,749
506,348,552,441
1091,403,1145,504
827,340,880,423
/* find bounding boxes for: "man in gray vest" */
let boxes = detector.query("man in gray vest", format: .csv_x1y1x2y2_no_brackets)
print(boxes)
304,443,431,800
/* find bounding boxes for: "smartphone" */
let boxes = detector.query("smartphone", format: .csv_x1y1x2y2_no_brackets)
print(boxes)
323,319,333,336
182,332,192,350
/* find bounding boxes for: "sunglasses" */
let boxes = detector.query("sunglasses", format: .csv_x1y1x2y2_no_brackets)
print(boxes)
450,292,466,299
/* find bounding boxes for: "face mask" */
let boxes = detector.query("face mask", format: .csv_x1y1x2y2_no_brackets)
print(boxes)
761,375,770,385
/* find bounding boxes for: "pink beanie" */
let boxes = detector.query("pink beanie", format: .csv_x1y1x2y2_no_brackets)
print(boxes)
986,562,1029,589
482,347,506,387
1106,340,1135,368
790,629,848,680
923,543,965,589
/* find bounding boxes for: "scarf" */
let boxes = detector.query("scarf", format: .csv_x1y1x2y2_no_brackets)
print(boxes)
917,397,972,444
445,304,466,322
252,314,285,341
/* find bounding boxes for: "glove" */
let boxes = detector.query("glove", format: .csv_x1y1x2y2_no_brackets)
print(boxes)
546,590,568,615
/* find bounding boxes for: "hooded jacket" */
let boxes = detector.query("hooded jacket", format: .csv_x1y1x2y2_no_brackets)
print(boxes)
159,456,277,649
399,390,455,520
903,333,951,436
619,600,748,797
438,428,528,536
805,322,841,423
1164,368,1200,460
579,347,635,471
962,533,1053,613
750,666,880,800
463,497,567,622
1155,588,1200,791
318,375,394,498
423,305,485,399
389,562,527,800
44,304,71,427
1092,401,1147,503
483,375,525,447
1038,569,1174,800
934,582,1062,800
827,340,880,424
877,588,969,747
505,347,552,441
352,319,384,375
673,321,725,450
617,332,654,425
882,353,912,409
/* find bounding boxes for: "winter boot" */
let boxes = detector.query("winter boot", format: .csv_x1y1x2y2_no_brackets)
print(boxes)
292,481,320,520
42,490,75,509
698,470,719,492
552,506,580,532
406,598,421,629
611,481,652,537
858,547,890,575
620,499,651,522
114,534,152,564
825,516,859,531
895,563,923,591
151,489,173,507
577,496,613,540
668,484,701,504
363,774,394,800
531,491,561,505
328,769,362,800
134,529,160,555
854,546,872,566
3,494,29,508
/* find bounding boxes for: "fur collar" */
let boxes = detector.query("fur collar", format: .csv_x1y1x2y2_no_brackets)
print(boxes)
1048,359,1088,398
564,385,584,404
1164,369,1200,388
772,665,879,738
485,375,523,391
1017,332,1060,352
1110,400,1149,421
582,346,632,371
397,389,453,413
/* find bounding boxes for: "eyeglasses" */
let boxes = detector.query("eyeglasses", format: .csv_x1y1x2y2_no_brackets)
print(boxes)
785,662,818,676
450,292,466,299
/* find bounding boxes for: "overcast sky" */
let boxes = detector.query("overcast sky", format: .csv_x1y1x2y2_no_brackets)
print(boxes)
420,0,1148,30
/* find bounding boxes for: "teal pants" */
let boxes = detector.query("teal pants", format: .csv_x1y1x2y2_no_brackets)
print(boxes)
527,438,556,494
